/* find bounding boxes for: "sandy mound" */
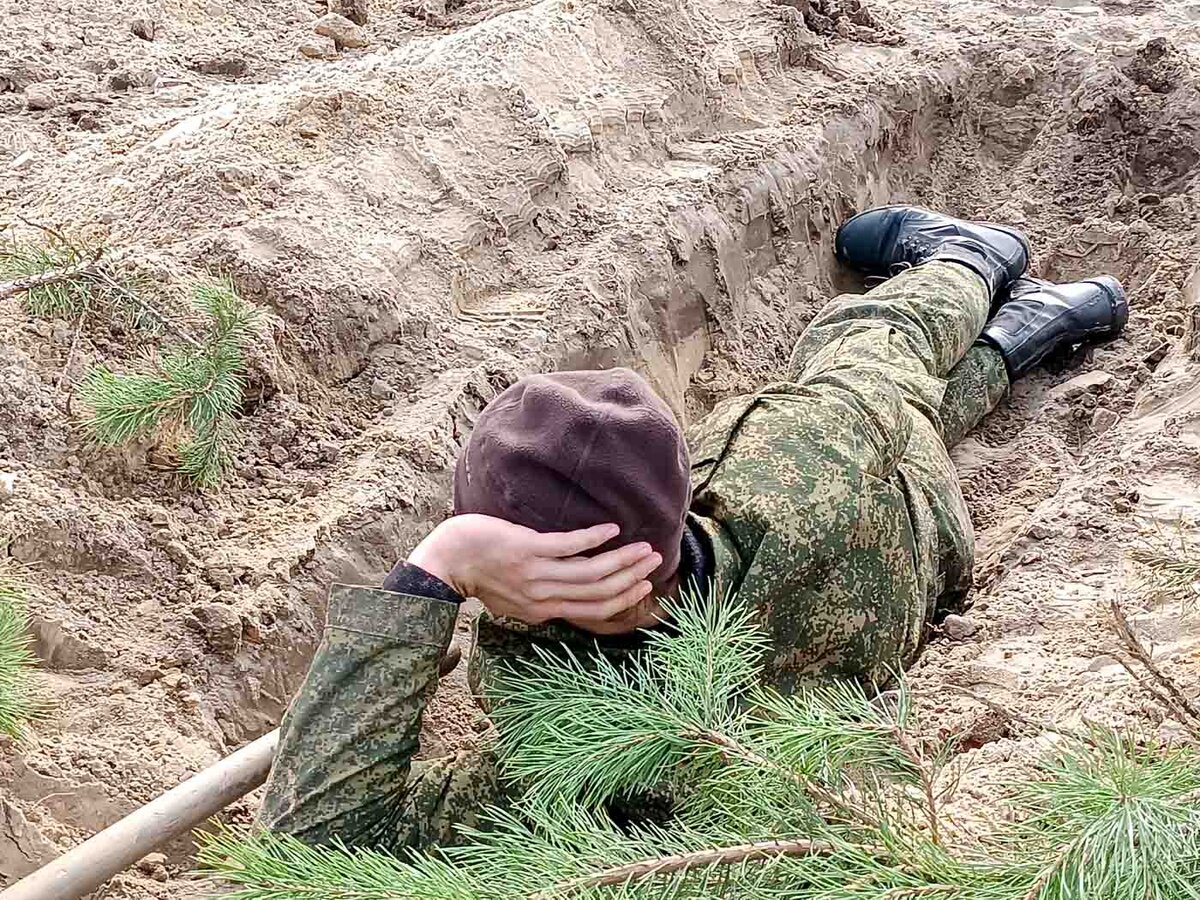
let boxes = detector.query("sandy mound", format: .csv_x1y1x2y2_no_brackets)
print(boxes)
1,0,1199,896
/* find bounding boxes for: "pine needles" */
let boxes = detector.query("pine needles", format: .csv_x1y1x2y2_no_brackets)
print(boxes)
78,281,262,487
1127,518,1200,610
1130,543,1200,608
0,237,99,317
2,229,264,488
197,588,1200,900
1110,598,1200,739
1006,731,1200,900
491,590,768,808
0,563,41,743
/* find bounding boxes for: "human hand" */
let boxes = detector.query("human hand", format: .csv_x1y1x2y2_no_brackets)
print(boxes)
406,514,662,634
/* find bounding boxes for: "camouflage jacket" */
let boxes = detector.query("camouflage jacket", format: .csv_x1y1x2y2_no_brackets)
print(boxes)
472,381,934,695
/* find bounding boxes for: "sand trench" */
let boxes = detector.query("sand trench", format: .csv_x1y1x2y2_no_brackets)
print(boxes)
2,0,1200,895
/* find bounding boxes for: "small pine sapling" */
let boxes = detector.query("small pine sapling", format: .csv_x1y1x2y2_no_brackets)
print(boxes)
4,229,266,486
198,588,1200,900
0,563,41,743
1006,730,1200,899
79,281,263,488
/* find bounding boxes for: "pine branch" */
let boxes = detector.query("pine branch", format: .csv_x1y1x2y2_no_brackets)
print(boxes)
1110,598,1200,733
14,213,72,246
1129,519,1200,608
56,303,90,392
5,230,262,488
689,726,884,833
79,369,188,444
198,825,470,900
0,240,99,317
891,726,941,846
0,258,102,301
536,838,836,897
0,232,199,350
90,265,204,350
1004,730,1200,899
1019,847,1067,900
491,588,769,808
0,562,42,742
1130,545,1200,604
78,280,261,487
200,588,1200,900
179,417,240,489
747,680,921,783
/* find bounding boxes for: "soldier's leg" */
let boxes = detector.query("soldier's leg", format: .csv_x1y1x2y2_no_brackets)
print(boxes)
939,275,1130,447
782,263,1008,618
787,262,992,434
901,342,1008,609
897,410,975,614
939,343,1010,448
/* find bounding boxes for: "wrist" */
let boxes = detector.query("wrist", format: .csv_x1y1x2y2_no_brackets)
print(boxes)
408,519,471,596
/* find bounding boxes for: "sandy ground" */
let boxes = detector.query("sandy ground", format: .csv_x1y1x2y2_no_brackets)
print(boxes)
1,0,1199,896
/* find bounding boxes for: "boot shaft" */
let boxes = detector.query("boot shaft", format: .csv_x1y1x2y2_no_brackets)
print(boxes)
980,276,1129,379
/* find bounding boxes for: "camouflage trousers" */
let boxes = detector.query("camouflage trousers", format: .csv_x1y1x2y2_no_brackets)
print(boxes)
258,262,1010,854
789,262,1008,446
775,262,1010,669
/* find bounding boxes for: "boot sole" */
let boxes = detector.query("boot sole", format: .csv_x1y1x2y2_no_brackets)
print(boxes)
835,204,1032,275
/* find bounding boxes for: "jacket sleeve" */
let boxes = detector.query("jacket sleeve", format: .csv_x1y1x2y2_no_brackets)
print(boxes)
256,583,458,849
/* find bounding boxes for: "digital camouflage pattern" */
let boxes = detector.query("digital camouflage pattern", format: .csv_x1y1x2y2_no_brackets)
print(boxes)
684,261,1007,689
259,261,1011,851
258,585,507,848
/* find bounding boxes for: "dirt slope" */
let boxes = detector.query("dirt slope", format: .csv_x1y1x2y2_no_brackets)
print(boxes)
1,0,1199,896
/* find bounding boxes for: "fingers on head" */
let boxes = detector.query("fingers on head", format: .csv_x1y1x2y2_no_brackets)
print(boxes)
534,542,654,583
536,523,621,557
545,552,662,602
549,579,653,623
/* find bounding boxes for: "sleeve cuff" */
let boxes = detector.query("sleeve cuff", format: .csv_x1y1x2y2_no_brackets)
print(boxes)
327,583,457,646
383,561,466,606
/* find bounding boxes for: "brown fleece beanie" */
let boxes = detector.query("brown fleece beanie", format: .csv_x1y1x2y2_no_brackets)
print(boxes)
453,368,691,588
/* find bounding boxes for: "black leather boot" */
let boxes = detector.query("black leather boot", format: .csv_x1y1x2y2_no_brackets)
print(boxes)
835,205,1031,297
980,276,1129,379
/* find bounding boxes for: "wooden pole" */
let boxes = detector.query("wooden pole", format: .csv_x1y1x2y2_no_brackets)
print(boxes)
0,729,279,900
